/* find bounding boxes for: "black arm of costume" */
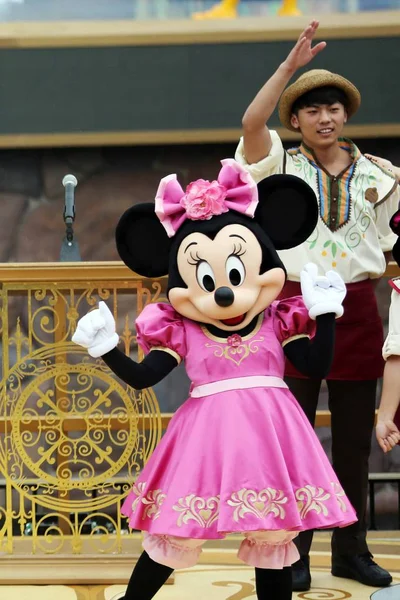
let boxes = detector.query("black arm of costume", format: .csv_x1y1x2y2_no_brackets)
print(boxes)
283,313,336,379
101,348,179,390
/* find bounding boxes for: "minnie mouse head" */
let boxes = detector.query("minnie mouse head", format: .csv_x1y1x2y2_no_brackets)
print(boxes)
116,159,318,331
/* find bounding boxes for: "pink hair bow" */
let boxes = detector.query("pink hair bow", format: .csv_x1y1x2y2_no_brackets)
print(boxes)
155,158,258,237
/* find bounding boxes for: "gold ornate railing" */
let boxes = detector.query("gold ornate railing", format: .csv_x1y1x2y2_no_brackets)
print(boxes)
0,262,167,563
0,260,397,575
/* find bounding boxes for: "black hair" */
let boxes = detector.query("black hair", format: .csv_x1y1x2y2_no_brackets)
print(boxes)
292,86,348,115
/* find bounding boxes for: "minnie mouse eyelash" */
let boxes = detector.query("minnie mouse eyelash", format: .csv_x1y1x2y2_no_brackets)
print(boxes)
231,242,246,257
187,251,204,266
187,243,246,267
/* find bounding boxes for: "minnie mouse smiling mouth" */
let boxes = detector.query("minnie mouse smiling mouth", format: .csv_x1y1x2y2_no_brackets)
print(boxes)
220,313,247,326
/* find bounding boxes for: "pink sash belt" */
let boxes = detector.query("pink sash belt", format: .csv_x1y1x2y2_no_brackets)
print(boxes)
190,375,288,398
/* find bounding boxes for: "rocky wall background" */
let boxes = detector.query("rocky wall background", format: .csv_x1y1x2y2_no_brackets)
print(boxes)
0,137,399,526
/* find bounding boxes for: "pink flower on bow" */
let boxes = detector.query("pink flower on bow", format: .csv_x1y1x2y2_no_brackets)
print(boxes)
155,159,258,237
181,179,229,221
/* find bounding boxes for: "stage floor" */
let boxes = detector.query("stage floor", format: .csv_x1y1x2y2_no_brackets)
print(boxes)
2,566,400,600
1,531,399,599
0,0,398,22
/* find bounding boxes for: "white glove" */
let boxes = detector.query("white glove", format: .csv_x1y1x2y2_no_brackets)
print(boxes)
72,301,119,357
300,262,346,320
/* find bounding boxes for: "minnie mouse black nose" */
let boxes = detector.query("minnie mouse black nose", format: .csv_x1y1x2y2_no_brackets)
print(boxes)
214,287,234,307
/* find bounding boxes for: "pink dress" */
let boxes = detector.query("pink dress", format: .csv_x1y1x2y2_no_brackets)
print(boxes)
121,297,357,542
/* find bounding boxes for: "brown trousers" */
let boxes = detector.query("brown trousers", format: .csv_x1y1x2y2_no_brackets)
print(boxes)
286,377,377,557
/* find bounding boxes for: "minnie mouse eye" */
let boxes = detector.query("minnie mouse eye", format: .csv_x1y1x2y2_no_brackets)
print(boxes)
196,261,216,292
226,255,245,287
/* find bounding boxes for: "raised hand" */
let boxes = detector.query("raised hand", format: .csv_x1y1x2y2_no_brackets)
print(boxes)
301,262,346,319
284,20,326,73
72,301,119,358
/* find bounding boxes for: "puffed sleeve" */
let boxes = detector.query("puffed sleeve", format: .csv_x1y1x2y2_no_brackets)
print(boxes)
136,303,187,364
374,184,399,252
273,296,316,347
234,130,285,184
382,284,400,360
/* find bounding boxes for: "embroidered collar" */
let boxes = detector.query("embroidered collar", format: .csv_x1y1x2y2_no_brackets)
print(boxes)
288,138,361,232
298,138,361,167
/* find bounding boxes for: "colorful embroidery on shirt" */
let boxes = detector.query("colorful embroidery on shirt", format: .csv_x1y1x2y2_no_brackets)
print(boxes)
288,139,361,232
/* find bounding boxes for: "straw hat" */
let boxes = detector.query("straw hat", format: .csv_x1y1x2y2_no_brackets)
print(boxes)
278,69,361,132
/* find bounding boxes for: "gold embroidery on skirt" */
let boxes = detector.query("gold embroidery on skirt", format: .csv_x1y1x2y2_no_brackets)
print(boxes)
172,494,220,528
227,488,288,522
295,485,331,519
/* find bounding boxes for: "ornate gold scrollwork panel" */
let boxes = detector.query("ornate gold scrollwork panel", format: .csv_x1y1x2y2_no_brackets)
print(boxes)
0,265,165,555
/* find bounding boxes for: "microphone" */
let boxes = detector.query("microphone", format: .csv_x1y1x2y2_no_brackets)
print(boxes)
62,174,78,224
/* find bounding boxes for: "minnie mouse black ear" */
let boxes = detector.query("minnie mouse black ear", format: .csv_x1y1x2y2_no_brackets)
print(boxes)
389,209,400,267
255,174,318,250
115,204,172,277
390,208,400,236
392,238,400,267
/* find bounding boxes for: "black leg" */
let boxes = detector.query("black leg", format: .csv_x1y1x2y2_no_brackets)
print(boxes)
369,481,376,531
121,551,174,600
328,379,376,556
255,567,292,600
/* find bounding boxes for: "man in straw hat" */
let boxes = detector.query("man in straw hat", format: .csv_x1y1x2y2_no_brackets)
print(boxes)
235,19,398,592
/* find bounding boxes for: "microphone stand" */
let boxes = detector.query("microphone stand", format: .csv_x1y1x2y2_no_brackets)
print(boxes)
60,174,81,262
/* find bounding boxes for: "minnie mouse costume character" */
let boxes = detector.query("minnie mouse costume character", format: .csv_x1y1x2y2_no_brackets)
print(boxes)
72,160,356,600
